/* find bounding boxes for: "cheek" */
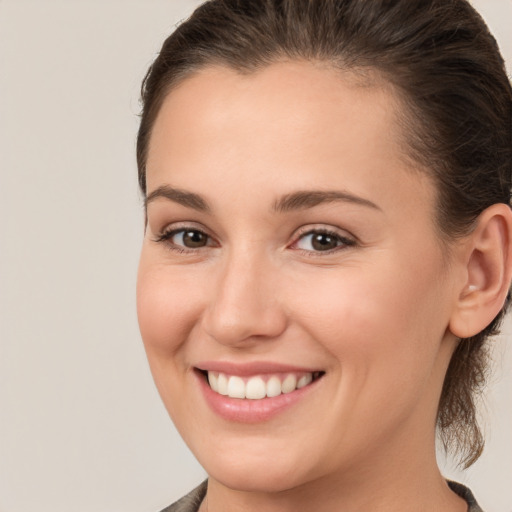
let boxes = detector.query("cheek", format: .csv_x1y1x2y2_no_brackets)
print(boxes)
136,258,206,421
288,263,450,442
136,258,204,359
287,251,451,374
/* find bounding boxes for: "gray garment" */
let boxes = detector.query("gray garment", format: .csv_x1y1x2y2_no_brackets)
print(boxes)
162,480,208,512
160,479,483,512
159,481,207,512
448,481,484,512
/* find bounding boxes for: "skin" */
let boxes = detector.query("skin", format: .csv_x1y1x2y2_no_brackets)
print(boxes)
137,61,473,511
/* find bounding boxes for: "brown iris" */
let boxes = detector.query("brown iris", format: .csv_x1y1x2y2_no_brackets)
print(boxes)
182,230,208,248
311,233,339,251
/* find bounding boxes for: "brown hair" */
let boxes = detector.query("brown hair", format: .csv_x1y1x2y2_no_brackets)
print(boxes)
137,0,512,467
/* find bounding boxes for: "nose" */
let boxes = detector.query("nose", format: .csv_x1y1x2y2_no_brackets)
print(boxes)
201,249,287,347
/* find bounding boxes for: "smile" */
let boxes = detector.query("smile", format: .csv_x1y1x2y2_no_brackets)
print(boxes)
206,371,323,399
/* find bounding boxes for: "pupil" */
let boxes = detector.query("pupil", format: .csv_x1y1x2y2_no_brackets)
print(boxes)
312,233,337,251
183,231,206,248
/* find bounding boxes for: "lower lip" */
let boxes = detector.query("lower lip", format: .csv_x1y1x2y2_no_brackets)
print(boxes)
194,370,322,423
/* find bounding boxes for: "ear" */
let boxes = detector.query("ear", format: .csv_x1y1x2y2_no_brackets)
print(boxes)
449,203,512,339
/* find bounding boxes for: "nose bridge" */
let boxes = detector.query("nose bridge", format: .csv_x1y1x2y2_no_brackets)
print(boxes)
203,244,286,346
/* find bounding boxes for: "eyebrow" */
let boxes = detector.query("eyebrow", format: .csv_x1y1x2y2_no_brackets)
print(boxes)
145,185,381,213
272,190,381,213
145,185,210,212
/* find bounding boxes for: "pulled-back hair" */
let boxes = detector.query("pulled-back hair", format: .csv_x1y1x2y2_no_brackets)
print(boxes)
137,0,512,468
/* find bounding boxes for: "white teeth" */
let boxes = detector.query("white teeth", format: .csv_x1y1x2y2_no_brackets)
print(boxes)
281,374,297,394
227,376,245,398
245,377,266,399
208,372,219,392
208,372,321,400
266,376,282,398
206,371,319,399
217,373,229,395
297,373,313,389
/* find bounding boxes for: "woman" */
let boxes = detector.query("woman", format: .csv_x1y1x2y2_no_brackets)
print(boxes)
136,1,512,510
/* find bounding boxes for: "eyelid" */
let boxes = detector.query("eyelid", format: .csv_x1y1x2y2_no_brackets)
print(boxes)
153,222,218,251
154,221,205,238
289,225,357,253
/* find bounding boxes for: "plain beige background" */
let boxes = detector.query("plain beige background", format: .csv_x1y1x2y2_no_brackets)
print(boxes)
0,1,511,511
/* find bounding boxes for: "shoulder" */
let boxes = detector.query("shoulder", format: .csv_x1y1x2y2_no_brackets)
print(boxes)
448,481,484,512
158,481,208,512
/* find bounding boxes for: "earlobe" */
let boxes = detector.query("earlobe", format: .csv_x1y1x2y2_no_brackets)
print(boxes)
449,203,512,339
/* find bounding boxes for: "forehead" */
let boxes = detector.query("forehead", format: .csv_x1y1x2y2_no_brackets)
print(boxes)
146,61,433,219
148,61,401,162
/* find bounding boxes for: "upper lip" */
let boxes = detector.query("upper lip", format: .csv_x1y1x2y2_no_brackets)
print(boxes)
195,360,323,376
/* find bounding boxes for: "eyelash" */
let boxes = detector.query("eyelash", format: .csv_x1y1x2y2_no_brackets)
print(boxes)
154,226,214,254
291,228,356,255
153,226,356,255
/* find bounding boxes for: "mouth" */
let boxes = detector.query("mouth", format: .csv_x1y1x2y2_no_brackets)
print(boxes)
198,369,325,400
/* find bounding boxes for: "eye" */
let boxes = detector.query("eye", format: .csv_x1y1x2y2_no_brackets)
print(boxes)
293,229,355,253
155,227,212,250
173,229,208,248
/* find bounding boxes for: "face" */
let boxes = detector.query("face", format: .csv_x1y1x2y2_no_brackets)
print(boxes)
137,62,461,493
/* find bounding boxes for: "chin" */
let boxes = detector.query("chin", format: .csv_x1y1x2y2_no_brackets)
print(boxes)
209,463,306,494
193,440,322,494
